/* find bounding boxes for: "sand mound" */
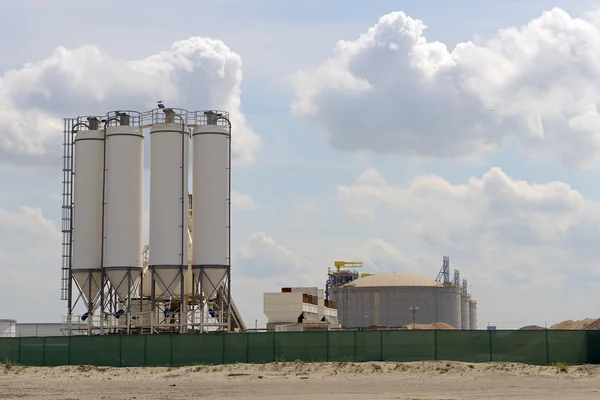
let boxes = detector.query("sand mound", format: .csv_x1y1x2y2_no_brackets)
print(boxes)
519,325,547,330
550,318,600,330
404,322,455,330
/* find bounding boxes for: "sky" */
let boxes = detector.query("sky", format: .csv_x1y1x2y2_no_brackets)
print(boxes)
2,0,600,329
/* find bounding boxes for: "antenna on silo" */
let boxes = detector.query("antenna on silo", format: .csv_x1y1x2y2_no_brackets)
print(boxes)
452,269,460,287
435,256,450,284
461,279,468,295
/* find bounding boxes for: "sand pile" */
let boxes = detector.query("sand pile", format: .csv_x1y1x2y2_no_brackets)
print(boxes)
3,361,600,399
550,318,600,330
404,322,455,330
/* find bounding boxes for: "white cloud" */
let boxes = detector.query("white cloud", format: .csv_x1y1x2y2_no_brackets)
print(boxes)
0,37,261,167
291,8,600,168
299,200,319,212
232,231,314,327
0,206,62,322
336,167,600,327
231,191,260,211
335,238,418,275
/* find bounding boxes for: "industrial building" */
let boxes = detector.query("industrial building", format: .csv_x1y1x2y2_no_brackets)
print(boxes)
60,106,245,335
0,319,16,338
264,287,340,331
53,103,477,336
0,320,89,337
328,257,478,330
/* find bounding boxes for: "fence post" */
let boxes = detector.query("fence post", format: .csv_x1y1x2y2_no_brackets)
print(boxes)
143,334,147,367
353,330,357,362
246,332,250,363
326,330,329,362
42,337,46,367
379,330,383,361
169,334,174,367
489,330,493,362
222,334,225,365
434,330,438,360
272,331,276,362
17,337,21,365
545,329,550,365
67,336,71,366
119,335,123,367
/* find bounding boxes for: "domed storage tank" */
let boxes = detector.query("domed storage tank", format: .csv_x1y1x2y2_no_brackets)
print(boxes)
461,294,470,330
469,299,478,329
332,273,461,329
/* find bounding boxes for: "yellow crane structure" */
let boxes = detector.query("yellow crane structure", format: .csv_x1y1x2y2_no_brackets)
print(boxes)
326,260,370,300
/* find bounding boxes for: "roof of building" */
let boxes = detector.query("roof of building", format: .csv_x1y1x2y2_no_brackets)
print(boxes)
342,273,442,288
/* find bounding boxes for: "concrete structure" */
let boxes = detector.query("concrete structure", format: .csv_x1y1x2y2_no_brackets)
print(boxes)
103,120,144,300
469,299,478,329
191,115,230,300
264,287,340,331
71,121,104,310
0,319,16,337
333,273,462,329
461,295,471,330
148,118,189,297
62,108,240,335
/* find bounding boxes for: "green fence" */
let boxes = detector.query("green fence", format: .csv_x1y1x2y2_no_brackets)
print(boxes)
1,330,599,367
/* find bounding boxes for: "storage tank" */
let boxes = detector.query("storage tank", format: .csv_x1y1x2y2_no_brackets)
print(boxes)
460,294,470,330
0,319,16,337
333,273,461,329
103,114,144,300
469,299,478,329
191,111,230,299
71,118,103,306
148,110,189,296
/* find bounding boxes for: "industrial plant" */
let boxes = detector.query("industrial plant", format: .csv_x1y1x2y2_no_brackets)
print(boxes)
323,257,478,330
2,104,480,338
60,106,244,335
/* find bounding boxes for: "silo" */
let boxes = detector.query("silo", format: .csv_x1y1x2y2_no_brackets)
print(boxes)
71,118,104,306
103,114,144,300
333,273,462,329
191,112,230,300
460,294,470,330
148,110,189,297
469,299,478,329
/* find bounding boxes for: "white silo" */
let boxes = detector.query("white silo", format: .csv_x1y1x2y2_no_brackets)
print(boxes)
460,294,470,330
148,108,189,296
469,299,478,329
71,117,104,308
103,113,144,301
191,111,230,300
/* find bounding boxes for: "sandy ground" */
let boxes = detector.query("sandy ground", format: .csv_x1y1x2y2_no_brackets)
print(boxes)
2,361,600,399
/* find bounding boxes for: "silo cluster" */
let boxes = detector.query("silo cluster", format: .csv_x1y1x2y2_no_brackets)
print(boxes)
67,108,232,333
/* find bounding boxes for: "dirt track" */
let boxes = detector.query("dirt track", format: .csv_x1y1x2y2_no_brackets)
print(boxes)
2,361,600,399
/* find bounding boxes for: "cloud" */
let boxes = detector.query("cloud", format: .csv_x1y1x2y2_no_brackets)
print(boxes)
0,37,261,167
0,206,62,322
232,231,313,327
291,8,600,168
336,167,600,327
231,191,260,211
299,200,319,212
335,238,418,275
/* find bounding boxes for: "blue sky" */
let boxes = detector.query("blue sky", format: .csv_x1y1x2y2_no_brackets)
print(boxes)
2,0,600,329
